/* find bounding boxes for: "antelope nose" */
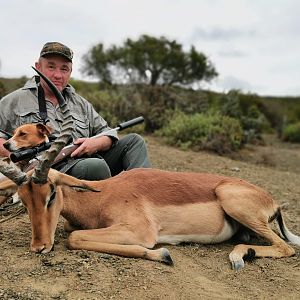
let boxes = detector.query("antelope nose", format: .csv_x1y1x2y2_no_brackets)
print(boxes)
31,244,53,254
31,244,46,253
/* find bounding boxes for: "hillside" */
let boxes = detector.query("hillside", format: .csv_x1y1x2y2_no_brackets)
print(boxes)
1,76,300,120
2,76,300,155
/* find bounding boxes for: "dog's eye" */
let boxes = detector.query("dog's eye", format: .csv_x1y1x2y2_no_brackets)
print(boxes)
18,132,26,137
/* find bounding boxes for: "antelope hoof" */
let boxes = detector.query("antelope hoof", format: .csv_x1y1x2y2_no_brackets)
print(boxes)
231,259,245,271
231,248,255,270
161,248,173,266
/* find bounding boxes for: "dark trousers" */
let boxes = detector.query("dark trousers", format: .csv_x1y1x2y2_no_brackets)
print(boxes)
66,133,150,180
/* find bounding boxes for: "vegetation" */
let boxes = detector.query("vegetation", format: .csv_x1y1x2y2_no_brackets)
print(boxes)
0,76,27,96
157,111,243,154
282,122,300,143
0,80,5,98
1,76,300,153
66,83,300,152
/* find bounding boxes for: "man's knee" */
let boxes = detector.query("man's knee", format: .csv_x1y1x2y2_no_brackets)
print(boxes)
119,133,150,169
132,133,147,147
120,133,147,149
67,158,111,180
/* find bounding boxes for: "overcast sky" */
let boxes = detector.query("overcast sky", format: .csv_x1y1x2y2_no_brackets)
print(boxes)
1,0,299,96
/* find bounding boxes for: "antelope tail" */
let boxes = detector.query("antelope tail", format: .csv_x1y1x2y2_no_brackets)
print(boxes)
275,208,300,245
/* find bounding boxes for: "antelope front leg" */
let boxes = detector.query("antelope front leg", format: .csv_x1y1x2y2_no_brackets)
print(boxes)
64,220,81,233
67,225,173,265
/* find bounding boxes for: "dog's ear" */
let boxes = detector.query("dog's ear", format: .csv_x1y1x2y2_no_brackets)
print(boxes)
36,123,53,137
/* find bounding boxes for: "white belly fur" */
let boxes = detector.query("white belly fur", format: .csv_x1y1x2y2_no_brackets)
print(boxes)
157,218,237,245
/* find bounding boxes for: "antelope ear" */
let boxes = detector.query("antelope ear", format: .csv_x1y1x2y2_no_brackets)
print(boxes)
70,186,101,192
36,123,53,136
0,179,18,197
49,169,101,192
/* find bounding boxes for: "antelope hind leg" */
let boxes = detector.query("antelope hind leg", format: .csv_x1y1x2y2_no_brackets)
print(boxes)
216,182,295,270
67,225,173,265
229,230,295,270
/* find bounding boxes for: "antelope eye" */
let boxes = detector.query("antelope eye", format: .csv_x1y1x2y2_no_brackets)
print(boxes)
48,191,56,207
47,185,56,207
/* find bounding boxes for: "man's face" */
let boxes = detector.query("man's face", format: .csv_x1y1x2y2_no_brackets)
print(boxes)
35,55,72,93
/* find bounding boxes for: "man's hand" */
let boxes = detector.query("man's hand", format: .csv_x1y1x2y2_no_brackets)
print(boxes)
70,135,113,158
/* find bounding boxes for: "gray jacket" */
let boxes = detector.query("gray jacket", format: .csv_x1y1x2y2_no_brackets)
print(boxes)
0,77,119,171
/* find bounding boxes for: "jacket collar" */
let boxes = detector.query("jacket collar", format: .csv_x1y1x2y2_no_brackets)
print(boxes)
22,76,76,95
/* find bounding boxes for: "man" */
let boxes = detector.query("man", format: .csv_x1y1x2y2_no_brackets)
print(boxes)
0,42,150,180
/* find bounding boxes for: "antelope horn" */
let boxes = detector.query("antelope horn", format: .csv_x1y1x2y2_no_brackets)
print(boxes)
31,67,73,184
0,158,28,185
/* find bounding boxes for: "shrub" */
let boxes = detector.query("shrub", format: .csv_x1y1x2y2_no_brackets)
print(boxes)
218,90,242,118
84,88,146,132
282,122,300,143
240,104,271,144
218,91,270,144
157,112,243,154
84,90,119,125
82,84,210,134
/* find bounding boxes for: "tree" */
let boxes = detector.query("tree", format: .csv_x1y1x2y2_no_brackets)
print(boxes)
81,35,218,86
81,43,113,85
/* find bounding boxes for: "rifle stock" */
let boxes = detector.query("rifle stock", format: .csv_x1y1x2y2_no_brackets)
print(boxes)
23,116,144,173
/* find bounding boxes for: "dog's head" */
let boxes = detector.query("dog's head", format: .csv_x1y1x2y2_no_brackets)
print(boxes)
3,123,53,152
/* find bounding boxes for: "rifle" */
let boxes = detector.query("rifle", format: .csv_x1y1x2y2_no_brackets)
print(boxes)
11,116,144,172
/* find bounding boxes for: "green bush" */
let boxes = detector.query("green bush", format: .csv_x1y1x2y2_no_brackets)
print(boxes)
84,88,146,132
81,84,210,134
218,90,242,118
157,112,243,154
240,104,271,144
282,122,300,143
218,91,271,144
84,90,119,125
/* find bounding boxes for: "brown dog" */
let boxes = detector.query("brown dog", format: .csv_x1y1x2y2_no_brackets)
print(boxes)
0,123,53,206
3,123,52,152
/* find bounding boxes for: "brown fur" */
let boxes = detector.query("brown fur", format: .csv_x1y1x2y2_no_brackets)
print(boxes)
3,123,52,152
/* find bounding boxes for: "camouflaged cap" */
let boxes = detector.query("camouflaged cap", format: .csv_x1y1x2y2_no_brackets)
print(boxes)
40,42,73,62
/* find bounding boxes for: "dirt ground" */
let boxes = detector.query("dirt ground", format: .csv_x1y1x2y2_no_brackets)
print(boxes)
0,135,299,300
